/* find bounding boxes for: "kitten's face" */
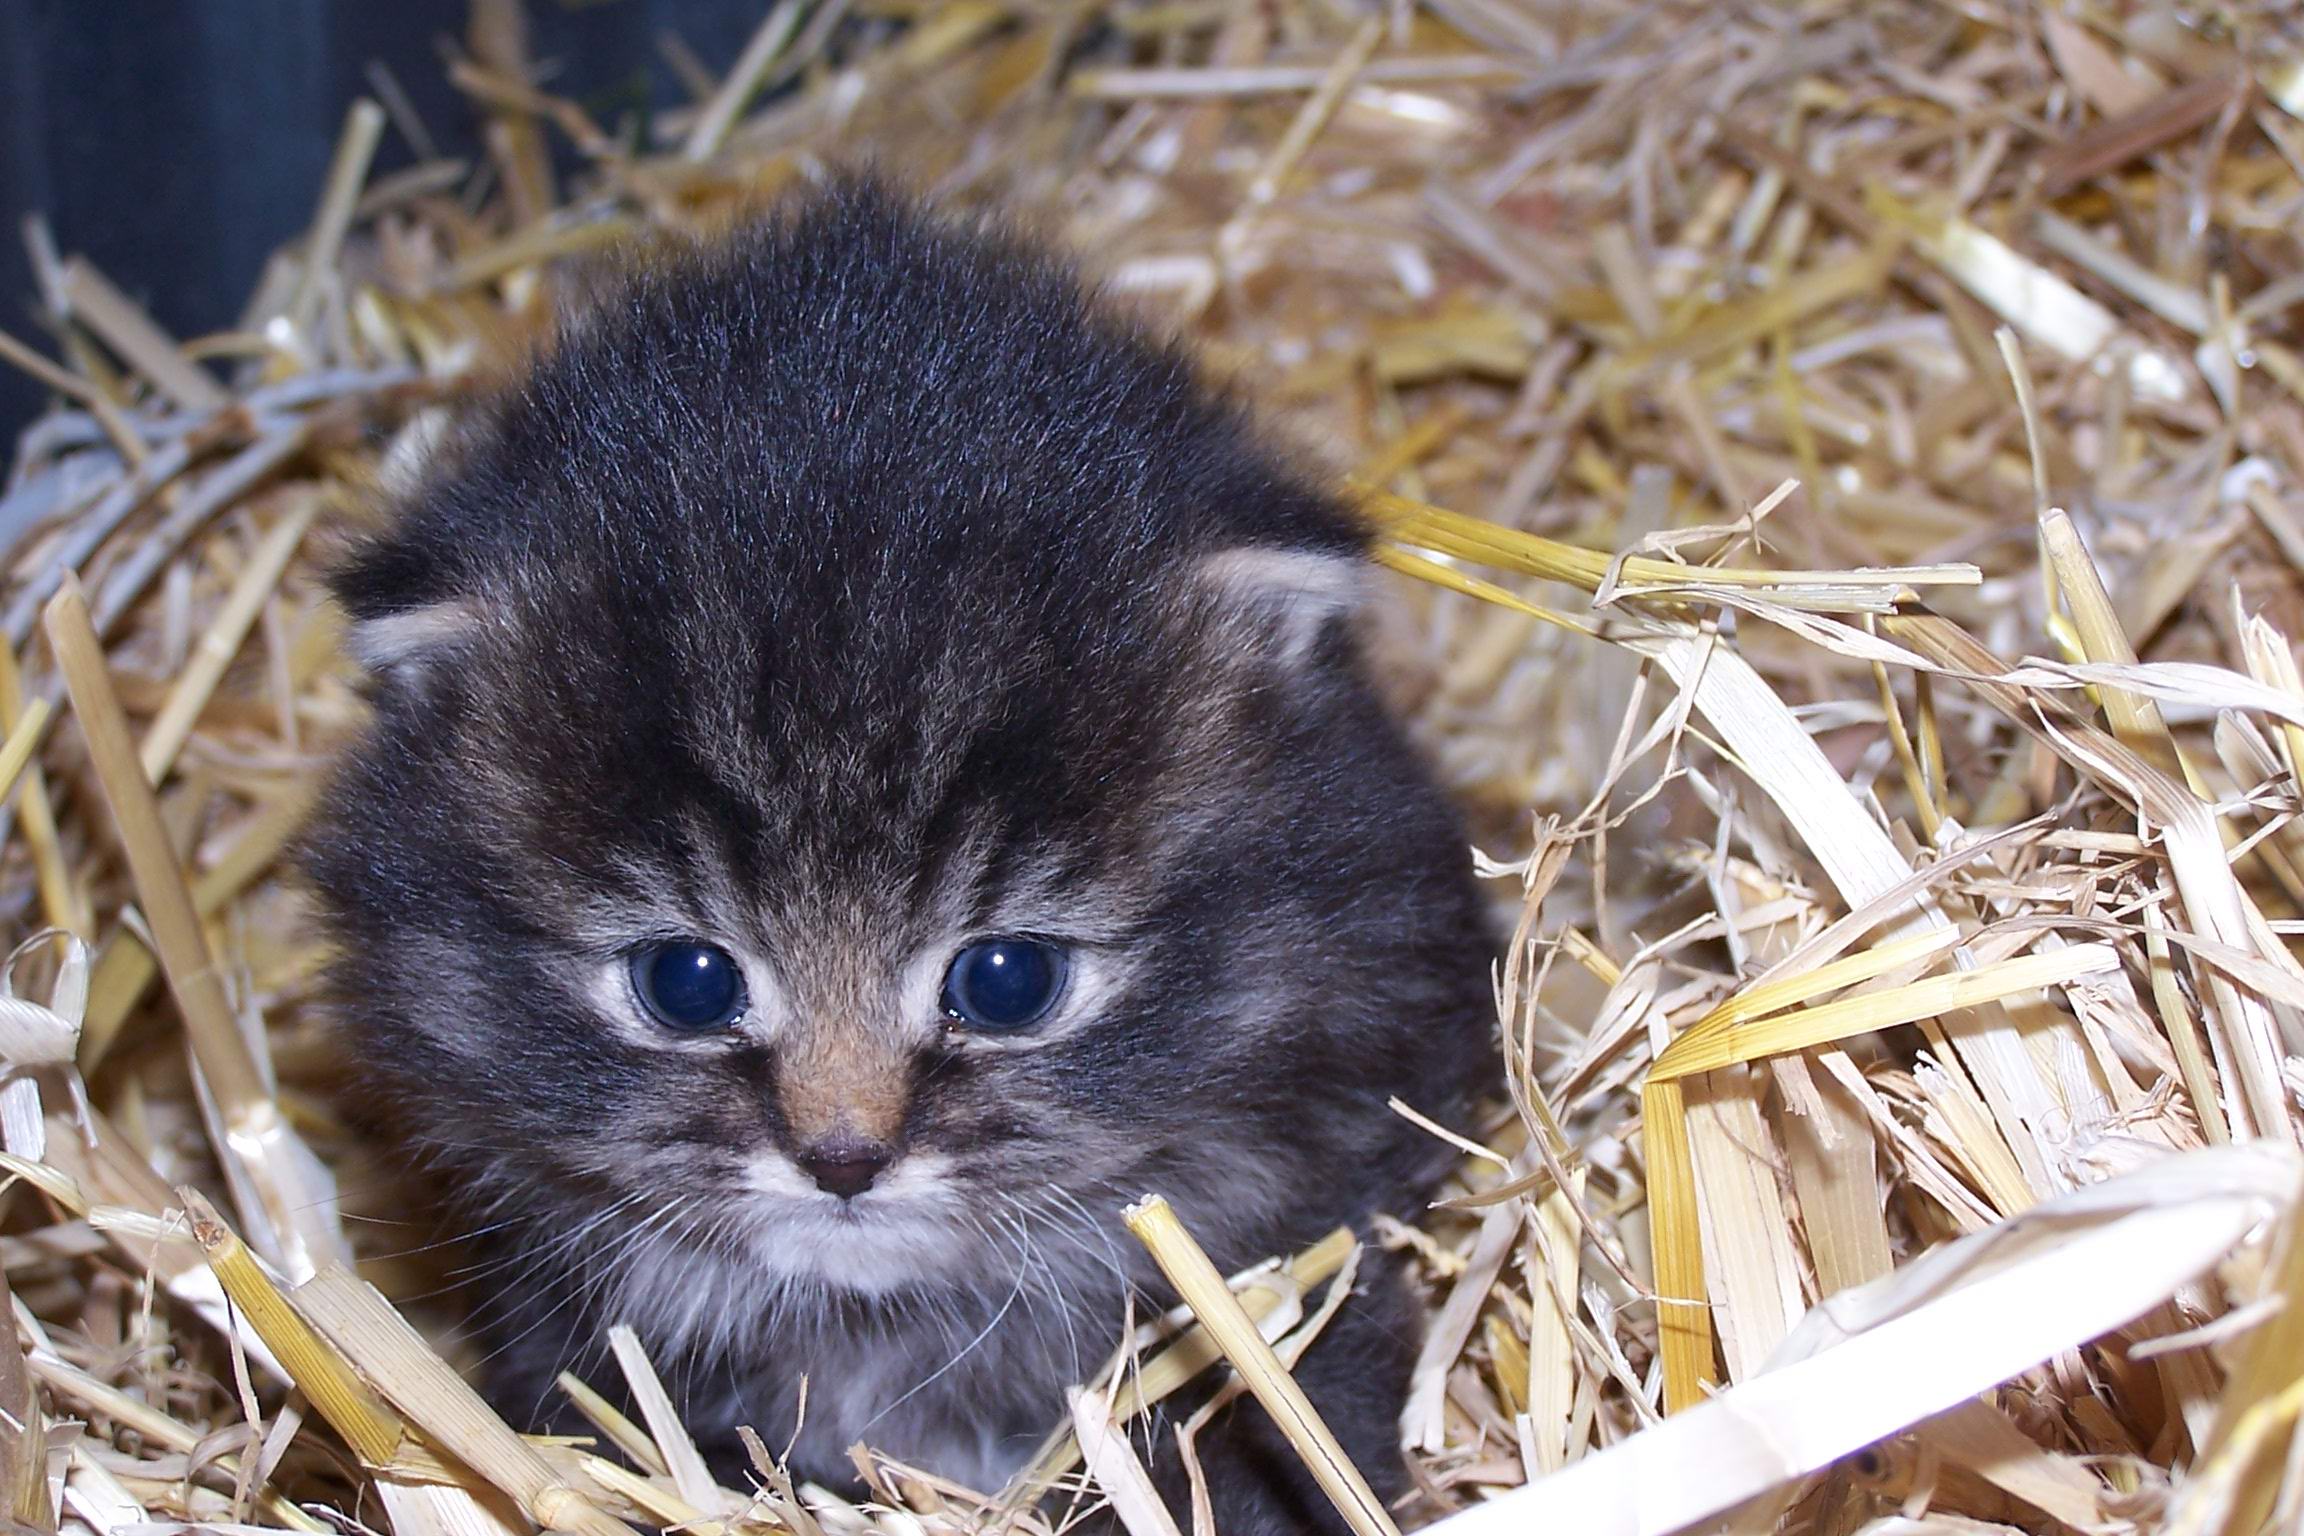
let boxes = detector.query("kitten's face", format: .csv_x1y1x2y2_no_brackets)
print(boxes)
316,516,1374,1314
448,598,1250,1301
307,195,1492,1359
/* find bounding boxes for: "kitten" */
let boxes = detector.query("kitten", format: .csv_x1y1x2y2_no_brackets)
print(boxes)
306,184,1495,1534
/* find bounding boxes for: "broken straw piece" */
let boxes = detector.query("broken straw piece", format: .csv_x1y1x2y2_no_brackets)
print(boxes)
1425,1145,2300,1536
1873,192,2187,402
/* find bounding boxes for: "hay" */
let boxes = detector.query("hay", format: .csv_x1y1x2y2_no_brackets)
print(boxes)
2,0,2303,1532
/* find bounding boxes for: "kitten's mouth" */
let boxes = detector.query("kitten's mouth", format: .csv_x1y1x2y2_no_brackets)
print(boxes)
729,1151,978,1293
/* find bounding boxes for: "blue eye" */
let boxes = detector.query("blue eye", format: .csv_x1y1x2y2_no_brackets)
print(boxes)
942,940,1067,1031
630,942,746,1032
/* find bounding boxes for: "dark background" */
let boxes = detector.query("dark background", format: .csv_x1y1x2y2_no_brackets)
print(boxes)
0,0,773,447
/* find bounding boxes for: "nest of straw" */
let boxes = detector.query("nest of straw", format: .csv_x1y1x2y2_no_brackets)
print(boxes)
4,1,2304,1532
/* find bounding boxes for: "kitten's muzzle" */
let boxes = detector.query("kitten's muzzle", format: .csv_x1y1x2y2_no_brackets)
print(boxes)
797,1134,894,1199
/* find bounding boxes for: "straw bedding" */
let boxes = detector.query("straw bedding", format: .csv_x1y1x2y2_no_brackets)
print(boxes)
3,1,2304,1532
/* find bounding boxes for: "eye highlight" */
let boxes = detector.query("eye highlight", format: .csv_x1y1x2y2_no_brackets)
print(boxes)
941,939,1067,1031
630,941,746,1032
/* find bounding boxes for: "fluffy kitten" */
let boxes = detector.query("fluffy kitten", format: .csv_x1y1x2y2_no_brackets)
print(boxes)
306,185,1494,1534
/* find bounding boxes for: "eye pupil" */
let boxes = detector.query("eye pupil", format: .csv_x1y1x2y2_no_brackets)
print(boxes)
943,940,1065,1031
632,942,744,1031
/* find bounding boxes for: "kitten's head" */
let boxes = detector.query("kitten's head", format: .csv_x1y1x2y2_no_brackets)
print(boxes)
308,187,1491,1344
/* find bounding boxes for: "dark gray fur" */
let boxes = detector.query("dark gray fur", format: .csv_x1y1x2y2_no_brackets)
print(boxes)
306,184,1494,1534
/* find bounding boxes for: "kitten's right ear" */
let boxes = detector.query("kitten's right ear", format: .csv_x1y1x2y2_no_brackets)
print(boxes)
343,596,482,678
331,526,482,684
333,411,481,684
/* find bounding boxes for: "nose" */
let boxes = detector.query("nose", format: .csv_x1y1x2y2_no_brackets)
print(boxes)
797,1137,894,1200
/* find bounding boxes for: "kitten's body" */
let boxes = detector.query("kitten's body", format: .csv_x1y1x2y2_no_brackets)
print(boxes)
309,187,1494,1532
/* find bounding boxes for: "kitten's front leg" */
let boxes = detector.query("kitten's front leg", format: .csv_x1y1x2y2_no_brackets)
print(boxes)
479,1306,604,1443
1133,1248,1422,1536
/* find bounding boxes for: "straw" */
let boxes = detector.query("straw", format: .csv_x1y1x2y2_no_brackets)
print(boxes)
1124,1197,1397,1536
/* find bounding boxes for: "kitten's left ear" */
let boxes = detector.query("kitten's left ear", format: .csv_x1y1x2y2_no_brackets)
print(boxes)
1194,545,1364,667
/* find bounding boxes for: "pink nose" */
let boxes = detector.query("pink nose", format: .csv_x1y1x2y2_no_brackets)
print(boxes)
797,1138,893,1199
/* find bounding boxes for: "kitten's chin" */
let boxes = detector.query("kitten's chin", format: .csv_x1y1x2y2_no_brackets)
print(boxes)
733,1151,975,1295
